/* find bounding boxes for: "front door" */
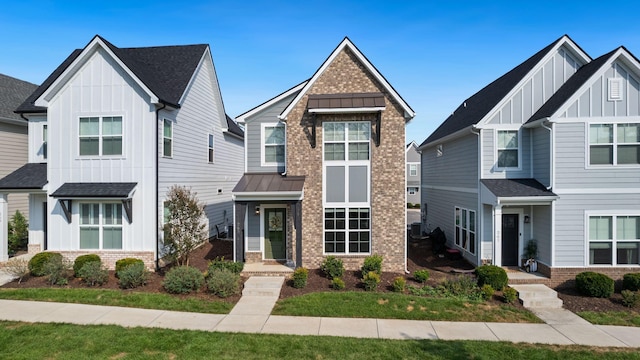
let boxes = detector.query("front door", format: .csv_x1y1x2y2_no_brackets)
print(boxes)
501,214,519,266
264,208,286,260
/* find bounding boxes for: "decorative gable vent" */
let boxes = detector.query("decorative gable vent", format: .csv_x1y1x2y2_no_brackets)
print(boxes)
608,78,623,101
436,144,443,157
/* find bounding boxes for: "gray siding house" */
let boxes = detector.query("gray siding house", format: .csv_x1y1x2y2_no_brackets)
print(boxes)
406,141,421,205
419,35,640,282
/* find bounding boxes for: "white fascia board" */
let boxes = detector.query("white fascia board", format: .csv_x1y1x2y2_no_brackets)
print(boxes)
279,38,415,121
308,107,385,114
496,196,558,205
35,37,159,107
237,81,307,124
232,191,304,202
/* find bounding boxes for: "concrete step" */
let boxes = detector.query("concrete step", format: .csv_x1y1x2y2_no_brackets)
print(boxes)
521,298,564,308
242,276,285,297
510,284,563,309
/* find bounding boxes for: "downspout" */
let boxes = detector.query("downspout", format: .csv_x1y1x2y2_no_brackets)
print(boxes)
155,103,166,271
541,119,553,190
470,126,481,264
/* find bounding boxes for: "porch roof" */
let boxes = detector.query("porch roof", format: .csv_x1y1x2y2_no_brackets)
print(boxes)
51,182,137,198
307,93,385,112
232,173,304,201
481,178,557,198
0,163,47,190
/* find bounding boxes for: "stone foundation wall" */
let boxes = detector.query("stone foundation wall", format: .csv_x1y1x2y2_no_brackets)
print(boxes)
27,244,41,254
245,252,262,264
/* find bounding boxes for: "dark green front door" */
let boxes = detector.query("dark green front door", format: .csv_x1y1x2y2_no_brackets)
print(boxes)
264,208,286,260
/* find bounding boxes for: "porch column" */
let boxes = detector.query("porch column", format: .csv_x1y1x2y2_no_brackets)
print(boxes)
493,205,502,266
0,194,8,262
234,203,246,262
291,201,303,267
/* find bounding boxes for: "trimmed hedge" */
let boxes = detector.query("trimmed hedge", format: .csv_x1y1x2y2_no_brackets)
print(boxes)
622,273,640,291
73,254,101,277
28,252,62,277
575,271,614,298
320,256,344,280
115,258,144,276
475,265,507,290
361,254,383,275
292,267,308,289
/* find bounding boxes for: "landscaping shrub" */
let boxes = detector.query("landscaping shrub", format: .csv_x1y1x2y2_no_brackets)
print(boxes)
475,265,508,291
118,262,149,289
575,271,614,298
42,255,72,286
502,286,518,304
320,256,344,280
621,290,640,308
292,267,308,289
28,252,62,277
622,273,640,291
163,266,204,294
206,268,240,298
413,269,430,283
115,258,144,276
331,277,345,290
440,275,480,300
480,284,495,300
4,258,29,284
207,257,243,275
73,254,101,277
362,271,380,291
361,254,383,275
392,276,406,293
78,261,109,286
7,210,28,254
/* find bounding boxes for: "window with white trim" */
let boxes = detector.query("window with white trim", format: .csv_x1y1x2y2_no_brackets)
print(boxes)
163,119,173,157
79,203,123,249
455,206,475,254
497,130,518,168
42,124,48,160
262,123,285,165
589,215,639,265
79,116,122,156
409,164,418,176
324,208,370,254
589,123,640,165
208,133,215,163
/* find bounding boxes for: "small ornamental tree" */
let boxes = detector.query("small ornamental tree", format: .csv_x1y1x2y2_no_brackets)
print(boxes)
8,210,28,254
163,185,207,266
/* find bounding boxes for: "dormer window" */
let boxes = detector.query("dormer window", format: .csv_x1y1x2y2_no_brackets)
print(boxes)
497,130,519,168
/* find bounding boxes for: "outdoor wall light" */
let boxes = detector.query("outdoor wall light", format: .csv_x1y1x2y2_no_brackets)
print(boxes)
255,206,260,216
524,215,530,223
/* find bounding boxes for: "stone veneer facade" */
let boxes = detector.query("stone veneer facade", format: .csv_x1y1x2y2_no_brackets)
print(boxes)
286,48,407,273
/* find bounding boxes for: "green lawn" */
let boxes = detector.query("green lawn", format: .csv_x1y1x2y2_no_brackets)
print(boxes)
273,291,542,323
0,321,637,360
577,310,640,327
0,288,234,314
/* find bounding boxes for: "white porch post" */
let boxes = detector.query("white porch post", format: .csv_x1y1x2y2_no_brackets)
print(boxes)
493,205,502,266
0,194,8,262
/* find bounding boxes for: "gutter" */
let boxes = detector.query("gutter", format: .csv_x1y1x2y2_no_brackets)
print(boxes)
155,102,166,271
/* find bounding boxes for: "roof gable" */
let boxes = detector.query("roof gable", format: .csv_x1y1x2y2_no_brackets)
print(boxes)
0,73,37,122
235,80,307,124
279,37,415,121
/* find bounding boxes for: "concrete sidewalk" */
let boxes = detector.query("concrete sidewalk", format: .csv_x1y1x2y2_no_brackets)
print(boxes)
0,298,638,347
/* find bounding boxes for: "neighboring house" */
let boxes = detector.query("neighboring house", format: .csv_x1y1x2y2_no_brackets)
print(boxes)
406,141,421,205
232,38,415,272
0,35,244,268
419,34,640,282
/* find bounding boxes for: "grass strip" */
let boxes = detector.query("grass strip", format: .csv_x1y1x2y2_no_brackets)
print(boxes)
577,310,640,327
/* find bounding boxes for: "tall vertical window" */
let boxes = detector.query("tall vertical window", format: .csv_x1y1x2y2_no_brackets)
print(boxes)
590,123,640,165
42,124,48,159
455,206,476,254
80,203,123,249
497,130,518,168
409,164,418,176
262,123,285,165
163,119,173,157
79,116,122,156
208,133,215,163
589,215,639,265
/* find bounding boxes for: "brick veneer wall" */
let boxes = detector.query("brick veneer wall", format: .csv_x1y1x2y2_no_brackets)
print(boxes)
58,251,155,270
537,261,640,288
286,47,406,273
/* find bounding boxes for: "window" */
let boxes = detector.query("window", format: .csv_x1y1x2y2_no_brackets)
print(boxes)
589,215,639,265
80,203,123,249
436,144,443,157
590,123,640,165
163,119,173,157
324,122,370,161
455,206,475,254
79,116,122,156
42,124,48,160
262,123,285,165
409,164,418,176
208,133,215,163
324,208,370,254
497,130,518,168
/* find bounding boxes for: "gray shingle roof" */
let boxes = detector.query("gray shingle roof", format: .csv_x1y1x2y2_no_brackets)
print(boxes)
225,114,244,138
16,35,208,113
481,178,556,198
420,36,569,146
0,163,47,190
0,73,38,121
51,182,137,198
233,173,305,193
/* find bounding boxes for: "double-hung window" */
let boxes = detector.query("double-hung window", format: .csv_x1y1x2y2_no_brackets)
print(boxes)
455,206,476,254
589,215,639,265
79,203,123,249
79,116,122,156
323,121,371,255
409,164,418,176
208,133,215,163
497,130,518,168
262,123,285,165
590,123,640,165
163,119,173,157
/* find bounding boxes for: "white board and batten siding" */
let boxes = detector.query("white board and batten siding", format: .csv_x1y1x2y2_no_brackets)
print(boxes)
45,47,157,252
158,51,244,238
0,122,29,219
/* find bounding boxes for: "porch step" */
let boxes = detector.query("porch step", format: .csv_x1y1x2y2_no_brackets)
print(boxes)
241,262,294,278
242,276,285,297
510,284,563,309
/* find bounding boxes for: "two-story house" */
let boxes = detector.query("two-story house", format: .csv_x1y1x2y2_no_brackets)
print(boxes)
406,141,421,205
232,38,415,272
0,35,244,268
419,35,640,283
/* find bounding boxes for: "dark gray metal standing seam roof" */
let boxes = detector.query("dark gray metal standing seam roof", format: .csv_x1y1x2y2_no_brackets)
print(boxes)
51,182,137,198
232,173,305,193
481,178,557,198
0,74,38,121
0,163,47,190
307,93,385,109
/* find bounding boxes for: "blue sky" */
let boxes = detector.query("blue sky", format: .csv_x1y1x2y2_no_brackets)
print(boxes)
2,1,640,144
